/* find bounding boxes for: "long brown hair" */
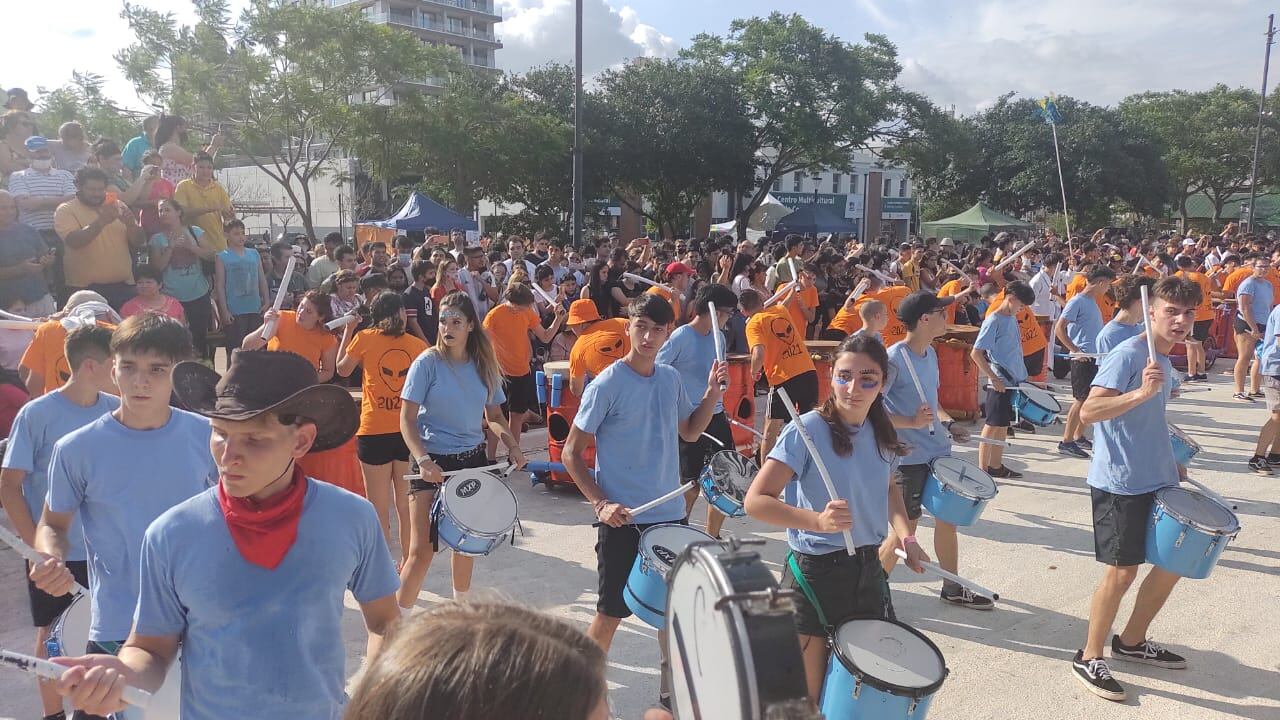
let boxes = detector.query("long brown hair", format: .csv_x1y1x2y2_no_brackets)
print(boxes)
370,291,406,337
431,291,502,398
818,334,904,460
344,602,606,720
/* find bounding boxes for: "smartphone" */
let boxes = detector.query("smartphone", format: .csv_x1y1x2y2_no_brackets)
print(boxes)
104,191,118,206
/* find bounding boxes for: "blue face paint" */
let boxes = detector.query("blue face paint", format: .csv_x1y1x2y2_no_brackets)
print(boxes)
833,375,881,390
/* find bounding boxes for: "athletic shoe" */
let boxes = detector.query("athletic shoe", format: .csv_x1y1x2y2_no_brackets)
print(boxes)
1058,440,1090,458
1076,437,1093,450
1266,453,1280,465
1193,374,1209,381
940,583,994,610
1248,456,1272,474
1015,419,1036,432
1250,390,1265,398
1110,636,1187,669
987,465,1023,479
1233,392,1255,402
1071,650,1126,701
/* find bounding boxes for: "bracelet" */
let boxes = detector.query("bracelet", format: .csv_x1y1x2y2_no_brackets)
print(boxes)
593,499,609,513
902,535,918,546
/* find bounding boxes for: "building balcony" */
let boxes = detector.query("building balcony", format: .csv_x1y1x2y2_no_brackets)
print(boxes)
366,11,502,46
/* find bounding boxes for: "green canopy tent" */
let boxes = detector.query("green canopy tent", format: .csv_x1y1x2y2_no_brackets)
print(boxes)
919,202,1035,245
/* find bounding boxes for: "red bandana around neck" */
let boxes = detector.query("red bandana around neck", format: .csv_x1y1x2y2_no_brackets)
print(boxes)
217,465,308,570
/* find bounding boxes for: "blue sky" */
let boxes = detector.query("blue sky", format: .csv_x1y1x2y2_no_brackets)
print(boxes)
9,0,1274,115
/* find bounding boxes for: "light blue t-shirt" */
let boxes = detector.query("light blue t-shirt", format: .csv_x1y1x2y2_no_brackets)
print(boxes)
120,134,150,176
975,311,1028,384
218,246,263,316
1096,319,1142,354
656,322,723,414
1060,293,1104,354
401,351,505,455
1259,304,1280,376
1236,275,1274,328
149,228,211,302
46,410,217,641
768,410,896,553
1086,335,1177,496
884,342,950,466
2,390,119,562
574,361,694,524
133,480,398,720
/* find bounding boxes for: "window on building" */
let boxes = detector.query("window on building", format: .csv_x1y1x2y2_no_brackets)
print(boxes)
883,178,892,196
793,172,803,192
899,179,908,197
850,175,860,194
773,177,782,192
832,173,842,194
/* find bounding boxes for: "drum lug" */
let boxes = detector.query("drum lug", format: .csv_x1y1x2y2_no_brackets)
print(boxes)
1174,529,1186,549
908,697,920,715
851,678,862,699
713,587,801,612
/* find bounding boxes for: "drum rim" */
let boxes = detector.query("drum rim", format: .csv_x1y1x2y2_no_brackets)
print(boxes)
929,456,998,501
50,592,88,654
1168,423,1202,452
434,472,519,538
828,617,949,697
1155,487,1240,534
639,523,716,572
1015,385,1062,412
704,450,757,500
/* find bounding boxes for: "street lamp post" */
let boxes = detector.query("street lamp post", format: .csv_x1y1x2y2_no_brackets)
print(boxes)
571,0,584,249
1247,13,1276,231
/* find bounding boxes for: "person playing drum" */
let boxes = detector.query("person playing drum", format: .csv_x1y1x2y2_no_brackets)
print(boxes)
46,350,402,719
970,280,1037,478
1055,265,1115,459
565,298,629,398
743,334,928,702
655,283,740,539
741,289,818,462
879,292,991,609
398,292,527,606
1096,275,1155,354
1070,277,1201,702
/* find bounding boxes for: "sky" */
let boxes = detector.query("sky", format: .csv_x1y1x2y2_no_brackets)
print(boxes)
6,0,1275,116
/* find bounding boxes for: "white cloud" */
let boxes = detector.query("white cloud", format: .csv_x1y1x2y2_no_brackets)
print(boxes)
496,0,676,74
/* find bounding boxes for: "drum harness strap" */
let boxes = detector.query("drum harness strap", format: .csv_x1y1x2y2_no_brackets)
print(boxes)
786,552,833,634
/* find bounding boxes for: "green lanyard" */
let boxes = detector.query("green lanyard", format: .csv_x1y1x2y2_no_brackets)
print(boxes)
786,551,831,633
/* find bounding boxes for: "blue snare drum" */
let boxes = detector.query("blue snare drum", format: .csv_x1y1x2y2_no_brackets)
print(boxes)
921,457,998,527
1168,424,1201,467
1146,487,1239,580
430,469,518,557
821,618,948,720
1010,384,1061,427
624,524,715,629
699,450,757,518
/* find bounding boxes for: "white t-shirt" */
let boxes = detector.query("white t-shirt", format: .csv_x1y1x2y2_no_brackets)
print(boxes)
1029,269,1059,319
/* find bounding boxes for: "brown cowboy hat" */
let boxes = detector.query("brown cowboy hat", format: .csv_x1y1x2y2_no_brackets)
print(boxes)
172,350,358,452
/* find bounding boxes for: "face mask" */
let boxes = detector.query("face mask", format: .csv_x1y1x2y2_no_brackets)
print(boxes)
30,158,53,171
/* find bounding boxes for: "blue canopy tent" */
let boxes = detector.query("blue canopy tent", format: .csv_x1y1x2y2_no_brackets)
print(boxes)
372,192,477,231
773,204,859,235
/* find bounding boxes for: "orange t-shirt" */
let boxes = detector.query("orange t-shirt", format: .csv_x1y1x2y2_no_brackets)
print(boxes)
1268,269,1280,302
1175,271,1214,321
483,303,542,377
827,305,862,337
646,285,683,324
785,286,819,337
863,286,910,347
1062,275,1115,321
985,293,1047,355
19,319,116,396
267,311,338,372
344,329,429,436
569,318,630,382
745,304,815,386
938,279,967,323
1221,267,1252,297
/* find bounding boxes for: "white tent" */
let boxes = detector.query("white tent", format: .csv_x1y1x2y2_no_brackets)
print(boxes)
712,194,790,237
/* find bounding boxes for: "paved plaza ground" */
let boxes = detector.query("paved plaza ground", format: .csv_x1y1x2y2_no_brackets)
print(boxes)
2,371,1277,719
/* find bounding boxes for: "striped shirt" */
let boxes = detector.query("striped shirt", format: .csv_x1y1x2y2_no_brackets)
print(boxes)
6,169,75,230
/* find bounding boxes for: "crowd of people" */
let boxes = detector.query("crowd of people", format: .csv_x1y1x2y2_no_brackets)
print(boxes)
0,91,1264,719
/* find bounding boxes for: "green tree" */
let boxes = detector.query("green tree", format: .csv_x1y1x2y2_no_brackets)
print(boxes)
36,72,140,144
882,101,981,221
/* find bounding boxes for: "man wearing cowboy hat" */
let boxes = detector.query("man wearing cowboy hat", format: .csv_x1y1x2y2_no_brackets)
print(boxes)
48,349,401,719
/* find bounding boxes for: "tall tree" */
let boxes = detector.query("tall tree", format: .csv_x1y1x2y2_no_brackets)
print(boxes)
36,72,140,144
882,101,981,221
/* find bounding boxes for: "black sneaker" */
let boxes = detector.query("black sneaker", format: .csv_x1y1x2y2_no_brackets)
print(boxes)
1248,456,1272,475
1076,437,1093,451
940,583,994,610
987,465,1023,479
1111,636,1187,669
1267,453,1280,465
1193,374,1209,381
1058,440,1090,458
1016,419,1036,432
1072,650,1126,701
1233,392,1255,402
1250,390,1265,398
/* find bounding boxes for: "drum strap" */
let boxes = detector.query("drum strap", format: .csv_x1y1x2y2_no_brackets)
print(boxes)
786,552,832,634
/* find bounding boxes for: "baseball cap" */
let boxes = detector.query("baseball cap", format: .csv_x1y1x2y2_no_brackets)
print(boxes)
24,135,48,152
897,291,955,326
665,261,696,277
1182,238,1196,247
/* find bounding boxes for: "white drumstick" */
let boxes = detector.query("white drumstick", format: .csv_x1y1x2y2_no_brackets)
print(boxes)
404,461,511,481
727,416,765,439
1184,476,1230,509
1,649,152,709
0,318,40,330
1068,352,1106,359
701,432,726,448
0,308,32,321
628,481,696,517
260,255,298,341
532,282,558,307
855,264,895,283
900,351,939,436
0,524,88,595
991,240,1037,274
969,436,1009,447
777,386,856,555
324,313,359,330
709,304,726,391
623,272,671,292
1140,285,1157,363
894,548,1000,601
763,281,797,308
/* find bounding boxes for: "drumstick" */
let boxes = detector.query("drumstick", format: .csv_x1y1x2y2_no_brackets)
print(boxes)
727,416,765,439
531,282,558,307
708,304,726,391
404,461,511,481
1184,476,1231,509
0,308,32,321
627,481,696,517
260,255,298,341
701,432,726,448
894,548,1000,601
900,350,938,436
855,264,895,283
777,386,856,556
787,257,799,286
0,524,88,595
0,318,41,330
763,281,797,308
990,240,1037,274
1,649,152,709
1140,285,1157,363
1068,352,1106,359
323,313,359,330
622,272,671,292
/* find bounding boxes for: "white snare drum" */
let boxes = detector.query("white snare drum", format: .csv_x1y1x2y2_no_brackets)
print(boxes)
431,469,519,556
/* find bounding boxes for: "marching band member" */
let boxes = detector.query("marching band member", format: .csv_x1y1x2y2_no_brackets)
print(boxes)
970,281,1038,478
741,289,818,461
1055,265,1115,458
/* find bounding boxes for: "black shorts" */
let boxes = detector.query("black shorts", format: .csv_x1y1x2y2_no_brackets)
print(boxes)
356,432,410,466
984,388,1014,428
1091,486,1156,567
409,443,488,494
678,412,733,483
27,560,89,627
769,370,820,420
1023,348,1046,378
1234,315,1256,335
1192,319,1212,342
782,546,893,637
895,464,930,521
596,519,687,619
1069,359,1099,401
500,372,539,416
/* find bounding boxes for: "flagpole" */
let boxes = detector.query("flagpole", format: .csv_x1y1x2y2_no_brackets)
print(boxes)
1050,120,1073,254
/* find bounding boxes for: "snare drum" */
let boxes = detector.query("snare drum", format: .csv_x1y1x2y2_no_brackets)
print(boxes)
430,469,518,556
1009,384,1061,426
624,524,715,629
1146,486,1240,579
922,457,998,527
699,450,758,518
1168,424,1201,467
821,618,948,720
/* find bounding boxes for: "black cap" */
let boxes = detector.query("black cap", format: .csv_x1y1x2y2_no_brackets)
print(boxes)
897,291,955,326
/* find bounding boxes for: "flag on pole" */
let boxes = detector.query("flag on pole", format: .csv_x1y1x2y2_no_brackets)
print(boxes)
1036,95,1063,125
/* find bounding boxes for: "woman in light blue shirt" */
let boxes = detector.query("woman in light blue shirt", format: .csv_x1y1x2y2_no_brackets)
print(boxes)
744,334,928,702
148,197,215,356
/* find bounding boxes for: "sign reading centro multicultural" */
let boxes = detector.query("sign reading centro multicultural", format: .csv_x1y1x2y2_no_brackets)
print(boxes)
771,192,912,222
882,197,913,220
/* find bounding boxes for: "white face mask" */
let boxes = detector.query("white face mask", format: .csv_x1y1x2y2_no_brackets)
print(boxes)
30,158,53,171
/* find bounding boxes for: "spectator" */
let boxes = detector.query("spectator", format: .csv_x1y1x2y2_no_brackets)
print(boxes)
386,264,409,293
243,289,338,383
148,197,215,351
403,258,436,344
174,151,234,252
0,189,56,316
431,258,463,308
306,232,343,288
54,167,142,309
93,140,150,208
4,88,34,113
394,234,415,268
120,263,185,322
120,114,159,177
7,136,75,239
502,235,538,278
329,269,362,319
134,150,174,237
267,241,306,310
155,114,221,185
359,272,389,307
336,244,359,273
358,241,390,277
0,290,33,371
0,110,35,180
50,121,91,173
215,219,269,354
457,245,497,317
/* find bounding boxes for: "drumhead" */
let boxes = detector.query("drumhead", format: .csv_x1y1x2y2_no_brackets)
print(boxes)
1157,487,1239,533
1168,423,1201,451
1017,385,1061,412
832,618,947,694
929,456,997,500
666,544,751,719
707,450,757,502
640,524,715,570
543,360,570,377
441,470,517,534
52,593,90,657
